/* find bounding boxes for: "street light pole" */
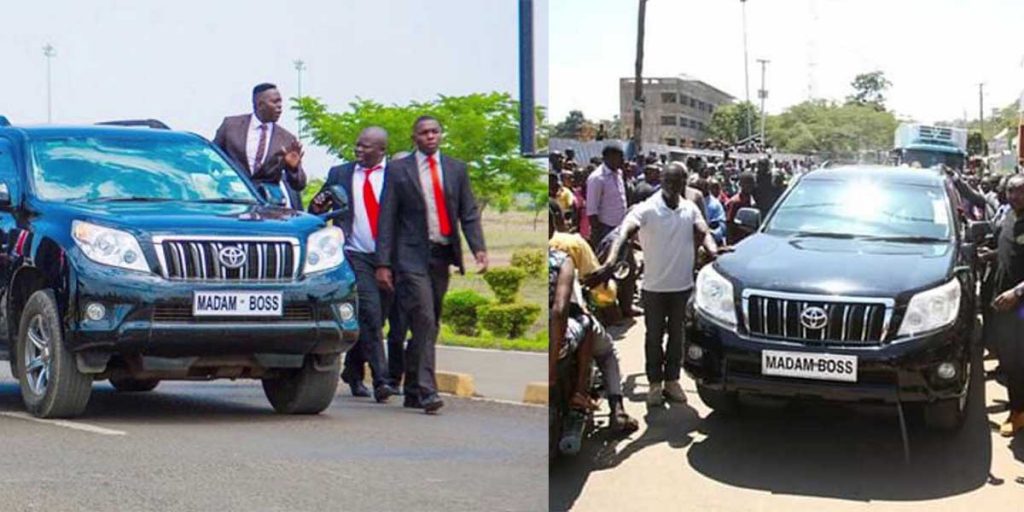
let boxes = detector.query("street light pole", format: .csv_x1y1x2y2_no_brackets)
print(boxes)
293,60,306,140
518,0,535,155
632,0,648,159
741,0,752,140
978,82,985,156
757,58,769,146
43,44,56,124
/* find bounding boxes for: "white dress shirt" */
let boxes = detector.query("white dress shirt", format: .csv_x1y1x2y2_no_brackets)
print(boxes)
347,160,387,254
245,114,274,173
415,150,449,244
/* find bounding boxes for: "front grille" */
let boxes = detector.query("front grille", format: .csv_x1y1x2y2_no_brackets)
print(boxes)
156,239,298,281
152,304,314,323
744,292,891,345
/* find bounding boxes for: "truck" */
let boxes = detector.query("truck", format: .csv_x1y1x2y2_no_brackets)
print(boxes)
892,123,968,170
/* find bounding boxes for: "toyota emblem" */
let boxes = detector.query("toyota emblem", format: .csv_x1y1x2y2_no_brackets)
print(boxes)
218,246,247,269
800,306,828,330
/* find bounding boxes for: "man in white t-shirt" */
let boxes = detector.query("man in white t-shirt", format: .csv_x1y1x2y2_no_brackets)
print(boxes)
600,162,725,406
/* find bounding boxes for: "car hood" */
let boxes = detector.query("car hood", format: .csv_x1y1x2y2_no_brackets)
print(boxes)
46,200,324,239
715,233,956,298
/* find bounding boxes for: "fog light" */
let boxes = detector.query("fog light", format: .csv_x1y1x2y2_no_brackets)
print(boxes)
687,344,704,361
337,303,355,322
85,302,106,321
937,362,957,380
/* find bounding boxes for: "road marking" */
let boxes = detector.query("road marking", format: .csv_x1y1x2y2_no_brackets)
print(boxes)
0,411,126,436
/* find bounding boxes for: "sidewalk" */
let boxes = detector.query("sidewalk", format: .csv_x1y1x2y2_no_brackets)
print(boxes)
437,345,545,402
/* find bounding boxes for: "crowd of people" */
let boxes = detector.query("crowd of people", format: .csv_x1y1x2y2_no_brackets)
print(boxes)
548,138,1024,439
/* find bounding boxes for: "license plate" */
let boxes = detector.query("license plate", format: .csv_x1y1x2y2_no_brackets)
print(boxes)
192,291,283,317
761,350,858,383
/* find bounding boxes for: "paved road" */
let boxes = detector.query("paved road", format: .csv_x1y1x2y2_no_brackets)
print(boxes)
0,367,547,512
437,346,545,402
550,319,1023,512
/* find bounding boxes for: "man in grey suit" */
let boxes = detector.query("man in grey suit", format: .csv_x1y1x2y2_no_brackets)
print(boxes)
213,83,307,209
309,127,399,403
375,116,488,414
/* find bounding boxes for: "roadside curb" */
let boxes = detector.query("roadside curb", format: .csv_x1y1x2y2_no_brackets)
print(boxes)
522,382,549,405
436,371,475,397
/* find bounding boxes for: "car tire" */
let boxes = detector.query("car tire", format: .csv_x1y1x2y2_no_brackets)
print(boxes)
261,356,339,414
697,384,740,416
17,289,92,418
109,377,160,393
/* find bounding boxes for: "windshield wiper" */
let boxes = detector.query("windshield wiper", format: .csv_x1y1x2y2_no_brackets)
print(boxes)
188,198,258,205
862,235,948,243
793,231,860,239
87,196,174,203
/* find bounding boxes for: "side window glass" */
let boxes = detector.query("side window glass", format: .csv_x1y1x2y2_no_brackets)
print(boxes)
0,139,20,203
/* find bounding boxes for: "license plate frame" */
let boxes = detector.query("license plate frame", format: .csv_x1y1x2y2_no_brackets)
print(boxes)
761,350,858,383
192,291,283,317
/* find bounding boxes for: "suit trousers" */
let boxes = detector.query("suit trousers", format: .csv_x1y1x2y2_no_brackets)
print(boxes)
396,245,452,399
386,298,409,387
341,251,391,388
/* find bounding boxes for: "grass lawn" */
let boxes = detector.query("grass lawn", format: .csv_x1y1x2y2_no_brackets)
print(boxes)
444,209,548,350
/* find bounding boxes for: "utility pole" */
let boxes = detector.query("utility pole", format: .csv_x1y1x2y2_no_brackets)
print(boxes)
43,44,56,124
632,0,648,160
518,0,535,155
293,60,306,140
757,58,769,146
978,82,985,156
740,0,752,140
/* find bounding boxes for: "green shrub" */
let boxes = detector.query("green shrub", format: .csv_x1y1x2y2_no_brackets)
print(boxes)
441,289,491,336
510,249,545,277
480,303,541,339
483,266,527,304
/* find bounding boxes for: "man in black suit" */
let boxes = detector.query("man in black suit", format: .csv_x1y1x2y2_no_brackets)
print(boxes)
213,83,307,209
309,127,399,403
375,116,488,414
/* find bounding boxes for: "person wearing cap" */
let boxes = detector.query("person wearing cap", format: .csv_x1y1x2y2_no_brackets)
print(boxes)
586,143,628,249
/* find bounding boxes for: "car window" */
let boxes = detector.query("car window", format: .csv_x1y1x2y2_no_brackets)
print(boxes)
29,136,258,203
765,178,951,240
0,139,21,202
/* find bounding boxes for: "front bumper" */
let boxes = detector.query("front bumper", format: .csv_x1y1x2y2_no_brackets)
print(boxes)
683,313,971,404
65,260,359,358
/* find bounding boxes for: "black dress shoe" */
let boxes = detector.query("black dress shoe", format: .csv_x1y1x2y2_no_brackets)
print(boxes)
374,384,398,403
349,381,371,398
403,396,424,409
421,395,444,414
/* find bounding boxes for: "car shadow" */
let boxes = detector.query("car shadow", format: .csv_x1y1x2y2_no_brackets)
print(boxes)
686,349,993,502
549,373,701,512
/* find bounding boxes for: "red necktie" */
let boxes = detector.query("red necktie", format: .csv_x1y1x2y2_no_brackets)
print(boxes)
427,155,452,237
363,165,382,239
253,124,268,173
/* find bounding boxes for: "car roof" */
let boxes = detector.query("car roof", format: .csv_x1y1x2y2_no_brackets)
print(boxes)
0,124,204,144
803,165,945,187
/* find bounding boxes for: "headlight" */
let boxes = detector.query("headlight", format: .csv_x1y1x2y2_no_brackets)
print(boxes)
71,220,150,273
304,226,345,275
897,279,961,337
695,265,737,327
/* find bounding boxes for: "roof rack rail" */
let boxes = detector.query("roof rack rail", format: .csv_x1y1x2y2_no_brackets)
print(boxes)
0,116,9,127
96,119,170,130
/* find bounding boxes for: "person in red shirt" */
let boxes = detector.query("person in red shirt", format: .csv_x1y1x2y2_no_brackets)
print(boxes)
725,171,757,245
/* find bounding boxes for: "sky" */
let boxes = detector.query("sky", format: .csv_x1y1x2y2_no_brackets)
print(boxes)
551,0,1024,126
0,0,549,179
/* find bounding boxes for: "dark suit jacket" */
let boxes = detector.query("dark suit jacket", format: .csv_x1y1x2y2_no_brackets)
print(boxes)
213,114,307,208
308,162,387,243
376,153,485,275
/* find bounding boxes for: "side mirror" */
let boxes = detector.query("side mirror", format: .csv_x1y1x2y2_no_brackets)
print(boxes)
0,183,10,207
965,220,991,244
327,184,349,215
735,207,761,231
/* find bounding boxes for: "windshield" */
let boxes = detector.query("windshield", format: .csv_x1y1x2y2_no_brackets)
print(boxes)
30,136,258,203
903,149,965,171
764,178,952,240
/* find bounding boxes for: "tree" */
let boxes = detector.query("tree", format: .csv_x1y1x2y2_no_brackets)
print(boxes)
766,99,898,160
706,102,760,143
967,132,988,156
553,110,597,140
846,71,892,112
294,92,545,213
